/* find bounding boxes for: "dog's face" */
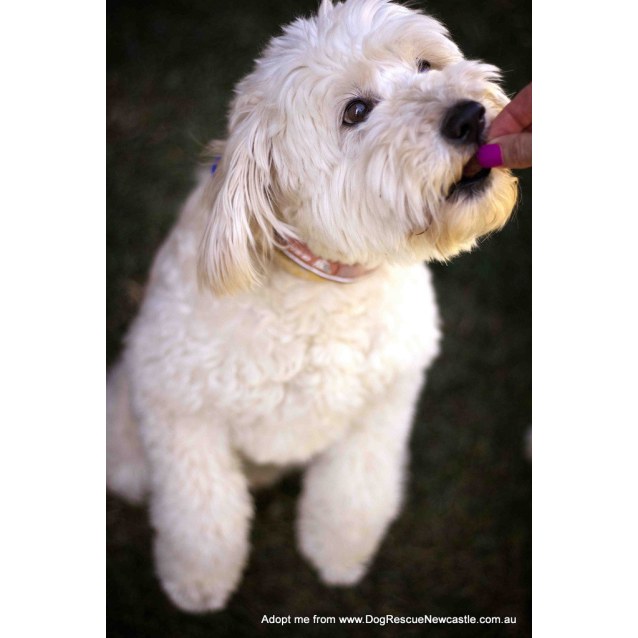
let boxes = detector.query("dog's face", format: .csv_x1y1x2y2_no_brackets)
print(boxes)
199,0,518,293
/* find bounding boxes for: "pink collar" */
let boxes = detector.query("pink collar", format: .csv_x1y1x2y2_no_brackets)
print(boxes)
275,235,376,283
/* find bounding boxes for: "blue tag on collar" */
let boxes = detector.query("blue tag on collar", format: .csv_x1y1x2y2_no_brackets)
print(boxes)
210,156,221,174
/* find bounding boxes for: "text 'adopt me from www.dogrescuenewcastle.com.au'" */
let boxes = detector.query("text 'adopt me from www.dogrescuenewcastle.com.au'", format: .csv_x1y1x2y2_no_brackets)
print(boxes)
261,614,518,626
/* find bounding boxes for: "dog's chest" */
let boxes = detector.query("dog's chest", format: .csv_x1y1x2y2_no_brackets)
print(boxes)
193,265,440,464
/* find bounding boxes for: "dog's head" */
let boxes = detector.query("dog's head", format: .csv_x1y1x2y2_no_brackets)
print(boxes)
199,0,518,293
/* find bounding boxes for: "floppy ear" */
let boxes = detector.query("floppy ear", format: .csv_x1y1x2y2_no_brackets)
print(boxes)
197,106,293,295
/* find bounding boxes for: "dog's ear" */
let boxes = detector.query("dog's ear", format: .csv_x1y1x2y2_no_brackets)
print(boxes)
197,103,292,295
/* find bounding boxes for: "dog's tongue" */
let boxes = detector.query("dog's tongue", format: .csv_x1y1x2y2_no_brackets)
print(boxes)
462,155,482,178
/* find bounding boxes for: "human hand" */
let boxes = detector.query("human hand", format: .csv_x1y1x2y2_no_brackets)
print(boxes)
477,83,532,169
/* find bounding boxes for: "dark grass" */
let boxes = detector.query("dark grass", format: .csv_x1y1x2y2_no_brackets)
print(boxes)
107,1,531,636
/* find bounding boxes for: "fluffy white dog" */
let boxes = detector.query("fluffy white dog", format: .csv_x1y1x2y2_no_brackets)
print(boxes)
107,0,517,613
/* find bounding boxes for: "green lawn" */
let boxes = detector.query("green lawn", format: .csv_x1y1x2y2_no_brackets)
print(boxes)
107,1,531,636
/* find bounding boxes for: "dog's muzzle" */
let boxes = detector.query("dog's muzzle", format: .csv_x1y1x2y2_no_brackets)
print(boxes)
441,100,492,200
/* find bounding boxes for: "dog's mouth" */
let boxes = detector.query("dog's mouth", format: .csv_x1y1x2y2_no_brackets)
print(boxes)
446,157,491,200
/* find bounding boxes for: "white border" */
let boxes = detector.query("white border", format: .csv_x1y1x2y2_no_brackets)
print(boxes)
0,1,105,636
534,1,638,635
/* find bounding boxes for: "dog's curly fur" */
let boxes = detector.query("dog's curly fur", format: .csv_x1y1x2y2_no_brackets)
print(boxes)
107,0,518,612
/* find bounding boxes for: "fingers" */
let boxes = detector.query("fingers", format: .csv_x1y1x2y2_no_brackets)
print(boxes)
488,83,532,140
480,133,532,169
473,82,532,170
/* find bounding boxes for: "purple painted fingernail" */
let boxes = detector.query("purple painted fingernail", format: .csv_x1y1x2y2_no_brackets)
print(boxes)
477,144,503,168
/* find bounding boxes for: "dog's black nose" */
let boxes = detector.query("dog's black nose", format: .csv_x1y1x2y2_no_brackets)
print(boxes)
441,100,486,145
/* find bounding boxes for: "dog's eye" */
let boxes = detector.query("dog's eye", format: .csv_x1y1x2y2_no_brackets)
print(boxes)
343,99,372,126
417,59,431,73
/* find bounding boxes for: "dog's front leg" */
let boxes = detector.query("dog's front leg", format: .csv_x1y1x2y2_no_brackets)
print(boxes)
297,373,424,585
145,419,252,613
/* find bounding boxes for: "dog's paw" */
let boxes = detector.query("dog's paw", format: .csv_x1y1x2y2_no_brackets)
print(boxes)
154,538,240,613
314,559,367,587
106,462,148,505
159,573,230,614
298,530,370,587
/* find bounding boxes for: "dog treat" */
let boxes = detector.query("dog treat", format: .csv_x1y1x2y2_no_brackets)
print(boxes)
476,143,503,168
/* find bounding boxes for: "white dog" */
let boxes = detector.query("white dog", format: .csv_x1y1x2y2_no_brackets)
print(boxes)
107,0,517,613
